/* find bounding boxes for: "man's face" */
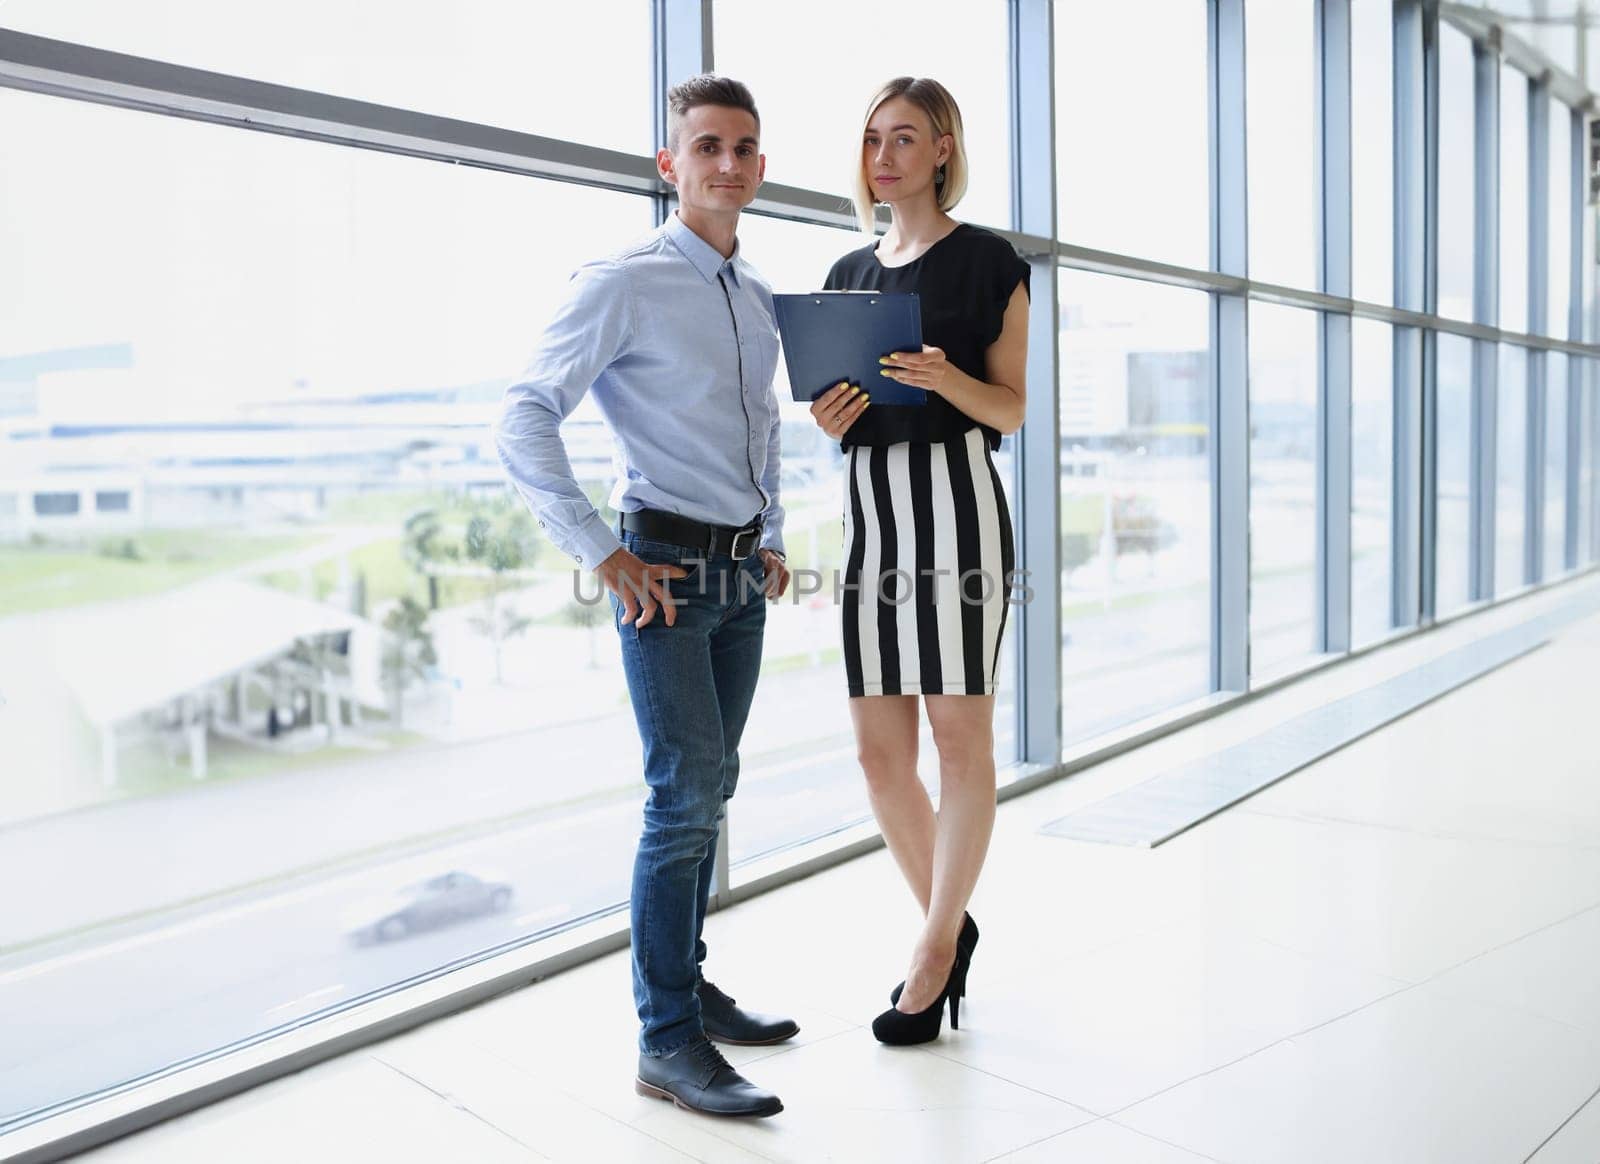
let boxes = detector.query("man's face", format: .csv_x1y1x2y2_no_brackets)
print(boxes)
659,104,764,217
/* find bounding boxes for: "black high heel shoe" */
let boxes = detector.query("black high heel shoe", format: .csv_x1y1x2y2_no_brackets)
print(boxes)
872,947,969,1046
890,912,979,1006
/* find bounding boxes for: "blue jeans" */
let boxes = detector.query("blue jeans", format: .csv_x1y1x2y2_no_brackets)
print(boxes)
613,531,767,1055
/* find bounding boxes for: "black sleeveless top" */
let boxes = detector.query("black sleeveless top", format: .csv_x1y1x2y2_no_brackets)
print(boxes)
822,223,1029,451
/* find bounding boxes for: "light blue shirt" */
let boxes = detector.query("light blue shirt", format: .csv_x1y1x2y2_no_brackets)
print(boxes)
493,212,785,570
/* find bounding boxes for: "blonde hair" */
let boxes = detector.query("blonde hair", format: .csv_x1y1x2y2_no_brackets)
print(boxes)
853,77,969,234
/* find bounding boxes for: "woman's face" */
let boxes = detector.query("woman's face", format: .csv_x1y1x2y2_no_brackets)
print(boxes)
862,96,950,206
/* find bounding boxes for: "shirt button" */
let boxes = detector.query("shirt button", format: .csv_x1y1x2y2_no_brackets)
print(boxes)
576,555,584,564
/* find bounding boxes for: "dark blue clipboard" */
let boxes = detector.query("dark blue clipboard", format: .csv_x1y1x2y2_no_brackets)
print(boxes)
772,291,927,405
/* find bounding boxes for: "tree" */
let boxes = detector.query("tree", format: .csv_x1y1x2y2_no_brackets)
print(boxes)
381,596,438,727
561,599,609,667
462,501,540,684
401,508,455,610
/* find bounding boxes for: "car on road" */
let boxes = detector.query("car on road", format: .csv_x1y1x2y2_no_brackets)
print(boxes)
346,870,514,945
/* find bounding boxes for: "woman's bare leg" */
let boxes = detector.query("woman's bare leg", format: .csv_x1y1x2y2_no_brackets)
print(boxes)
849,694,932,911
895,693,996,1013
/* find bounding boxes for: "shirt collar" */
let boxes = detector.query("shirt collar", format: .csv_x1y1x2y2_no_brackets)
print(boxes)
666,211,741,286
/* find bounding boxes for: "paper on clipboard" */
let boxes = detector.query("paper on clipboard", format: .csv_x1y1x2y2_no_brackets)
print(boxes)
772,291,926,405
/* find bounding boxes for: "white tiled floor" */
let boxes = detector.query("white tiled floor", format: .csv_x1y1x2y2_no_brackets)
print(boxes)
81,594,1600,1163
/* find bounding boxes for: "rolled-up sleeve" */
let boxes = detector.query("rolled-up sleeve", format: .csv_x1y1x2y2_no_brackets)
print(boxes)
492,260,634,570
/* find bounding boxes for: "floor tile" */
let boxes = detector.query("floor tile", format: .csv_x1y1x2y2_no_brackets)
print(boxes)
80,1053,544,1162
990,1118,1220,1163
629,1027,1094,1164
1526,1087,1600,1164
925,925,1403,1114
1118,984,1600,1164
1155,809,1600,983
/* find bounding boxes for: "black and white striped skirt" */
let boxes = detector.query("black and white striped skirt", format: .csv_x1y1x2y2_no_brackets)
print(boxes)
841,427,1016,698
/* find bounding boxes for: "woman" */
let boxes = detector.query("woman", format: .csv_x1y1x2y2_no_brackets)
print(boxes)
811,77,1029,1045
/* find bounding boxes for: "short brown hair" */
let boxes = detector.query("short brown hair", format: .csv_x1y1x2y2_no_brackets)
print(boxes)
854,77,969,234
665,74,761,151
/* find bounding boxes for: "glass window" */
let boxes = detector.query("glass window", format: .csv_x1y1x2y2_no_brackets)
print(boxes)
1352,0,1394,304
1436,332,1474,614
0,88,656,1126
1501,65,1530,334
1055,1,1208,269
1497,345,1529,593
1549,97,1574,338
1438,24,1476,321
1248,301,1319,679
1246,0,1317,290
1351,320,1393,647
1582,362,1598,565
714,0,1012,230
1546,351,1569,577
0,0,652,153
1057,270,1211,741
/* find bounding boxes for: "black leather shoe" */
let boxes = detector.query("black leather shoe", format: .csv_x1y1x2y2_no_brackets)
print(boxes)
635,1037,784,1118
698,979,800,1046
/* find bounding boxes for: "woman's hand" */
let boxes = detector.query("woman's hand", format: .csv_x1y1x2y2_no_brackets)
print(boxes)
809,380,870,440
880,345,950,396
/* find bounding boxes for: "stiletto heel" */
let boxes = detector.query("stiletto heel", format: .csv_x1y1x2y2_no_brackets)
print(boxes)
890,912,979,1006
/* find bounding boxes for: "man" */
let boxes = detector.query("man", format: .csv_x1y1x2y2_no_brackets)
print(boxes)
492,75,795,1119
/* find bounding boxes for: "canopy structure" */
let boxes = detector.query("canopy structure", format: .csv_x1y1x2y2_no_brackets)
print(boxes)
46,578,366,783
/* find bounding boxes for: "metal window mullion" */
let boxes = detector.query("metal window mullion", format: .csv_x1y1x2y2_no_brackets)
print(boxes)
1211,0,1250,692
1566,105,1584,570
1526,73,1549,585
1395,1,1437,623
1393,1,1426,628
1470,36,1501,601
1010,0,1061,764
651,0,712,228
1316,0,1353,654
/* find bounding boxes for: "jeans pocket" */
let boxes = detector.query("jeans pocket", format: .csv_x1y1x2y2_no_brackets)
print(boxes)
628,537,706,595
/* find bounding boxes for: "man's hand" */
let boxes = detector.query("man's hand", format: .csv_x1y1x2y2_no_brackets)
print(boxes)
596,547,688,628
757,548,790,601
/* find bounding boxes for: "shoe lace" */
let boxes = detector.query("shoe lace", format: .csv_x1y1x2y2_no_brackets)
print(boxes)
698,979,736,1008
687,1037,734,1078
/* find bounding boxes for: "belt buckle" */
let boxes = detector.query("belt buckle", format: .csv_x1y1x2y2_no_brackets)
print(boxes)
730,528,758,560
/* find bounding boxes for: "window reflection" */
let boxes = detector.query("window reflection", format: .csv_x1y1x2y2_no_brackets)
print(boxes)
1248,302,1319,678
1497,345,1529,593
1501,65,1530,334
1546,352,1569,577
1351,321,1394,646
1437,333,1475,614
1438,24,1476,321
1055,0,1208,270
1246,0,1317,289
0,88,655,1124
1352,0,1394,305
1057,270,1211,739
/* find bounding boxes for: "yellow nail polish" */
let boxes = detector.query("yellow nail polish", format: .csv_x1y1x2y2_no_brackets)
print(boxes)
851,386,861,394
878,357,891,365
879,369,893,377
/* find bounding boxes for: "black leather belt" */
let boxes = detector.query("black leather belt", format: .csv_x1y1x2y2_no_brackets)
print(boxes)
620,508,762,560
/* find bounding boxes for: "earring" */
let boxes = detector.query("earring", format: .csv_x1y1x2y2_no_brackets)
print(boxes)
934,165,946,188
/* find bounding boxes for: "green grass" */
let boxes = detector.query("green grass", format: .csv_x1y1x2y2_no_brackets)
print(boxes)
112,729,430,799
0,531,320,617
